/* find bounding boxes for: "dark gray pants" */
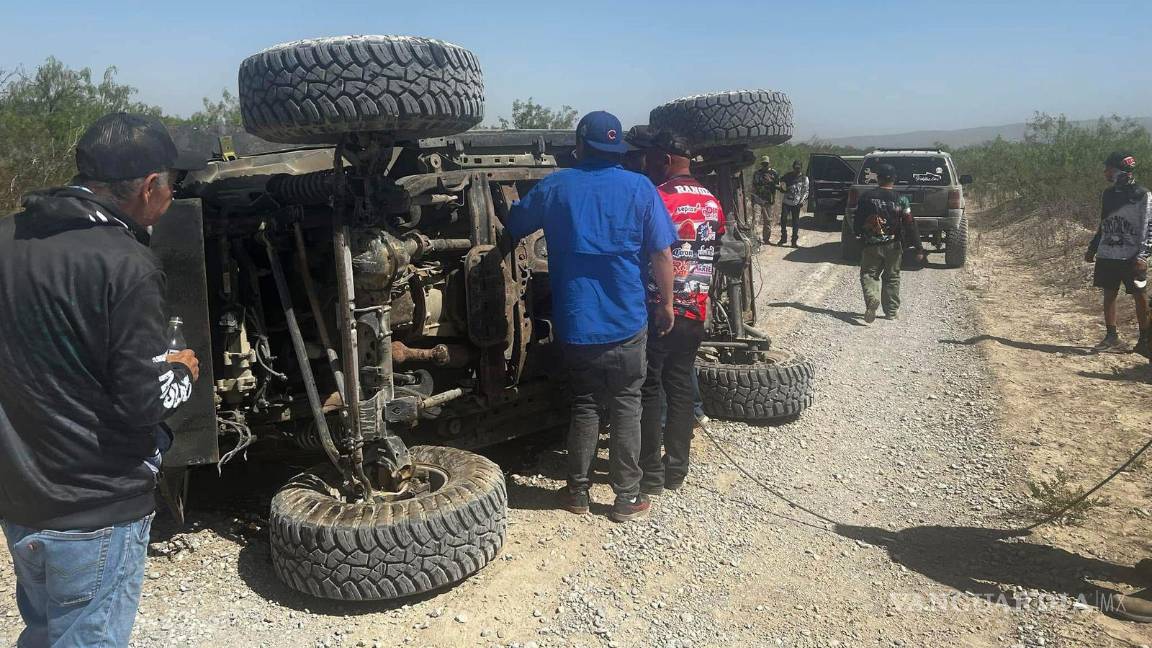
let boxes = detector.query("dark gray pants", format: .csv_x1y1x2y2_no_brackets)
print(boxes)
564,328,647,502
640,318,705,490
780,203,802,242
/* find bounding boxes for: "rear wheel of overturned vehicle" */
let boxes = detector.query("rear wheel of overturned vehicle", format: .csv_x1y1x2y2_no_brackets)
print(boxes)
696,349,816,421
238,35,485,144
269,445,507,601
649,89,793,151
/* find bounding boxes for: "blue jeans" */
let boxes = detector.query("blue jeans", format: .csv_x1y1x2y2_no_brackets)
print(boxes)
2,514,153,648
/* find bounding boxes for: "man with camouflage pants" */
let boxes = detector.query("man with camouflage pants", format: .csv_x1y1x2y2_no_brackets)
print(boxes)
853,163,924,323
751,156,779,244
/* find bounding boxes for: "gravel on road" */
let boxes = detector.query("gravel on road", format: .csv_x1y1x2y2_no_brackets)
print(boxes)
0,222,1086,648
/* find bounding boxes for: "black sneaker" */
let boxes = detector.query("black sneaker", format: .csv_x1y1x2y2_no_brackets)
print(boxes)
557,487,589,515
664,478,685,491
776,238,787,247
1094,331,1124,352
609,494,651,522
791,238,799,248
884,311,899,321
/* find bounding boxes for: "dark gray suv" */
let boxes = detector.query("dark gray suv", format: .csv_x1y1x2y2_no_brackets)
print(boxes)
839,149,973,267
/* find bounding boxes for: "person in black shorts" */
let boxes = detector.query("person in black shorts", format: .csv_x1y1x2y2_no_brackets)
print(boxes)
1085,151,1152,356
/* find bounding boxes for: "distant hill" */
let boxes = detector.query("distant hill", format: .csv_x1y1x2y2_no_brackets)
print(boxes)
821,117,1152,150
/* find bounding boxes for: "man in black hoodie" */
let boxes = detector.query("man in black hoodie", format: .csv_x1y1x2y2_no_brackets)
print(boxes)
0,113,202,647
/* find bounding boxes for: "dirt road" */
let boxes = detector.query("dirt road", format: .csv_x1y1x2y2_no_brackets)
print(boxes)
1,215,1150,647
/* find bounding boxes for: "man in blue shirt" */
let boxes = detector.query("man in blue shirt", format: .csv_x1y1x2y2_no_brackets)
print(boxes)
506,110,677,522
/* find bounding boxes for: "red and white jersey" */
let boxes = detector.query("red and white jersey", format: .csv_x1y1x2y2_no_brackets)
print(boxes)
649,175,726,321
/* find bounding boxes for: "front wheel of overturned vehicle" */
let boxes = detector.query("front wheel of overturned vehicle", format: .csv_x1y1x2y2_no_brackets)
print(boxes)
696,349,816,421
269,445,507,601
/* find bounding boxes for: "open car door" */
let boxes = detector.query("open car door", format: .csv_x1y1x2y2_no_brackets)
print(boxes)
807,153,862,228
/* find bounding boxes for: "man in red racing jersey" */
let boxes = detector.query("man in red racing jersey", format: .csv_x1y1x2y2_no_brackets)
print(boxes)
637,131,724,494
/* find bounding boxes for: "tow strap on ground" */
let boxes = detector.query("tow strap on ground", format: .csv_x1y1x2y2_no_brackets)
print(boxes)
695,417,1152,537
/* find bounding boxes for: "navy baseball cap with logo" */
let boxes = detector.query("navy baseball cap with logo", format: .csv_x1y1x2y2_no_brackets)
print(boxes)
76,113,204,182
576,110,629,154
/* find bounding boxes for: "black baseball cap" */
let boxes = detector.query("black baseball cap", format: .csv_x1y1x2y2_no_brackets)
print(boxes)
1105,151,1136,172
76,113,204,182
576,110,629,154
876,163,897,180
625,124,655,151
650,130,693,158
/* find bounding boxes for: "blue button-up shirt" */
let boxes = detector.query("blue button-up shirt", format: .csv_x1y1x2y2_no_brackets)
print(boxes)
506,158,677,345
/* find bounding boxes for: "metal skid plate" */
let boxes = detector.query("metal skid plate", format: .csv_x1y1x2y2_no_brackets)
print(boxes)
150,199,220,466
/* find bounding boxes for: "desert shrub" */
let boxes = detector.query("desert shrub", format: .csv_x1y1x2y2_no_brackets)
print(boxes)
1011,468,1111,527
0,58,239,214
954,113,1152,229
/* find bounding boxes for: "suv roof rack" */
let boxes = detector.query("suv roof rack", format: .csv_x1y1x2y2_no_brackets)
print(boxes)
871,148,946,153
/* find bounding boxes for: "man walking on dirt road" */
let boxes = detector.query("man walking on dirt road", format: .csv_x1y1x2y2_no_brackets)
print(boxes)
853,163,925,323
0,113,203,648
752,156,779,244
1084,152,1152,357
506,110,677,523
779,160,809,247
636,131,724,495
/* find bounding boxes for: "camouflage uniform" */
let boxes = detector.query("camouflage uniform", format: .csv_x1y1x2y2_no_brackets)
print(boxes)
751,164,779,243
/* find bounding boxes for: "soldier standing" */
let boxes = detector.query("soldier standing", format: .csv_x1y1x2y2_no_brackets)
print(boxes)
853,163,925,323
751,156,779,244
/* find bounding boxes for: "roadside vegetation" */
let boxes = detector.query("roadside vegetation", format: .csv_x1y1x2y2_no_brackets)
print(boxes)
1011,468,1112,527
0,57,572,215
951,114,1152,284
0,58,242,213
955,113,1152,213
754,139,865,169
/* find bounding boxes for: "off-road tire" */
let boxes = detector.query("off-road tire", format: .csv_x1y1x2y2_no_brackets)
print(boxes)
696,349,815,421
269,445,506,601
945,214,968,268
841,218,862,261
649,90,792,151
239,36,485,144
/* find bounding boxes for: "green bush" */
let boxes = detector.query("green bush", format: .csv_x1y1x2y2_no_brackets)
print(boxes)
953,113,1152,227
0,58,241,214
752,139,867,170
0,58,163,213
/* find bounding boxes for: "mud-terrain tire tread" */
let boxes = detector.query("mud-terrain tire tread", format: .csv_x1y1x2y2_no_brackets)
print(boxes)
649,90,793,151
239,35,484,143
945,214,968,268
696,350,815,421
269,445,506,600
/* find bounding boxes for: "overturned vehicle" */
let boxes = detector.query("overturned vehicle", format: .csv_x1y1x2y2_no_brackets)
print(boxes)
160,35,816,601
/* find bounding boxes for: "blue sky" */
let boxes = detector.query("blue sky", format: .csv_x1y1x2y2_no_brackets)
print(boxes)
2,0,1148,139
